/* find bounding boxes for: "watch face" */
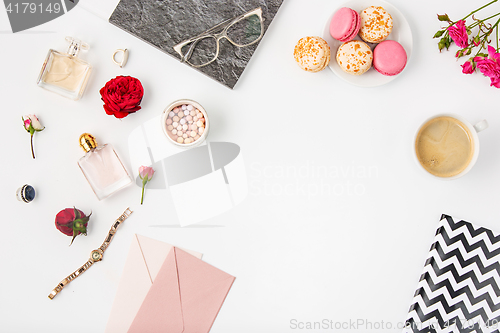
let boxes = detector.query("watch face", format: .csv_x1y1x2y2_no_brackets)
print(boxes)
91,250,103,261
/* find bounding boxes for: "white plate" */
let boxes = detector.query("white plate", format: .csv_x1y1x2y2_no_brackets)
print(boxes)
322,0,413,87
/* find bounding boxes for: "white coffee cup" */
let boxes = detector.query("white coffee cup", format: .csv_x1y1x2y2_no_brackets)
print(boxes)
414,113,488,180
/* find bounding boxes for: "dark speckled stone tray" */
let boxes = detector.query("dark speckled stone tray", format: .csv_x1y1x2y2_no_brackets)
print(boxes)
109,0,284,89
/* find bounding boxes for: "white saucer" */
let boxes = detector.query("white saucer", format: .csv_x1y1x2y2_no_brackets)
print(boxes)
322,0,413,87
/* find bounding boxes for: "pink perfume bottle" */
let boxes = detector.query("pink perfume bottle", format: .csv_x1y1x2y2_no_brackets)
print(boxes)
77,133,132,200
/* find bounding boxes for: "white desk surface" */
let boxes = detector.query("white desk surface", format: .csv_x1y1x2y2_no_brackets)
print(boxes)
1,0,500,332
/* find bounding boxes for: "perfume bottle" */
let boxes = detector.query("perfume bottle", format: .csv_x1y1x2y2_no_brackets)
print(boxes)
77,134,132,200
37,37,92,100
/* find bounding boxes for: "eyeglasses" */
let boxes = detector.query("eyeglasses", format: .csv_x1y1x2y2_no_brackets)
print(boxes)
173,7,264,68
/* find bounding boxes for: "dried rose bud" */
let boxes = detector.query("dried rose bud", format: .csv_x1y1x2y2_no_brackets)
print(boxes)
55,207,91,246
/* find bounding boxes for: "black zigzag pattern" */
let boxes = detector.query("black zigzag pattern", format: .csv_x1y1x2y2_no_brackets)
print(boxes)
435,222,500,260
428,242,500,285
424,258,500,298
404,215,500,333
440,215,500,245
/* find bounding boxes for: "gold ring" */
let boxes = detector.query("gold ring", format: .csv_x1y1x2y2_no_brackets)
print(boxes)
112,49,129,68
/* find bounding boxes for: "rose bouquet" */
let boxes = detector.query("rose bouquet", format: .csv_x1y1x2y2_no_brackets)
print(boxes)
434,0,500,87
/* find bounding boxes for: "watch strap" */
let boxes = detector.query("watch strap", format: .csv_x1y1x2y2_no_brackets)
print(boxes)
48,259,94,300
99,207,132,253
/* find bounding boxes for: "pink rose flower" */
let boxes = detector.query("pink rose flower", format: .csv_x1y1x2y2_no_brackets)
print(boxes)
461,59,475,74
474,46,500,88
22,114,45,159
139,166,155,204
447,20,469,49
23,114,44,131
139,166,155,181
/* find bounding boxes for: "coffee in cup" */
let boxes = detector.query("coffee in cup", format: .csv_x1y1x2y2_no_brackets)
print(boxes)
414,114,488,179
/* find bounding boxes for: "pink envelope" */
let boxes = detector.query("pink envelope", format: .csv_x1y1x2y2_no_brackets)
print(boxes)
128,247,235,333
105,235,204,333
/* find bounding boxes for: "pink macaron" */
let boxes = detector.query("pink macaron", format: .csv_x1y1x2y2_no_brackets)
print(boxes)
373,40,407,76
329,7,361,42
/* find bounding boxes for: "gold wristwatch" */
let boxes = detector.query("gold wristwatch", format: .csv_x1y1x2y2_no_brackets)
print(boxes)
48,208,132,300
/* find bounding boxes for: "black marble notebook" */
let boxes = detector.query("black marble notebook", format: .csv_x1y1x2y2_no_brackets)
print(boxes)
109,0,284,89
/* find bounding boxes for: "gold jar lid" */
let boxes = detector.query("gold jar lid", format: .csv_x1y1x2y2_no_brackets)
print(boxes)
79,133,97,152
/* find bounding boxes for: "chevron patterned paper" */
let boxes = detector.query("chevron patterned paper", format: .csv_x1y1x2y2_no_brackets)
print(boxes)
403,215,500,333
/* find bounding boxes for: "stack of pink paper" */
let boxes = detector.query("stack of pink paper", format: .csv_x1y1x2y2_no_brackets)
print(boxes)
105,234,235,333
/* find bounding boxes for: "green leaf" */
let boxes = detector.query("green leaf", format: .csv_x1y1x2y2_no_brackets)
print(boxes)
438,40,446,51
73,207,81,220
433,30,445,38
438,36,452,51
444,36,452,50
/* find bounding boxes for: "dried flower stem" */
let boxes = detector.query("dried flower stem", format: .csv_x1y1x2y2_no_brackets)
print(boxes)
463,0,498,22
30,134,35,159
496,19,499,49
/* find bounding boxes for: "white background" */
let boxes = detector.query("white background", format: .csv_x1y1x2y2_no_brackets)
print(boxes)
1,0,500,332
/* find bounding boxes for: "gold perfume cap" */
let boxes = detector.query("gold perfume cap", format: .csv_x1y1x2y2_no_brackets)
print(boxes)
79,133,97,152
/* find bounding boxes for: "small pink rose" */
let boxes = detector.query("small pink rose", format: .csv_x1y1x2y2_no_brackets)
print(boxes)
474,46,500,87
461,59,475,74
22,114,45,159
139,166,155,181
24,118,31,131
139,166,155,204
447,20,469,49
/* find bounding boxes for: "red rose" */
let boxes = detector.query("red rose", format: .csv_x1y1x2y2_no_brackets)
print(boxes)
55,207,91,246
100,76,144,119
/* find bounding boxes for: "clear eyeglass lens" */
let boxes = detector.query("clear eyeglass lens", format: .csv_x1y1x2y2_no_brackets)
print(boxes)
226,14,262,46
181,36,218,67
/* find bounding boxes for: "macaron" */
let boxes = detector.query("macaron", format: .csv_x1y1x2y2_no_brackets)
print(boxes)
373,40,407,76
293,36,331,72
336,40,373,75
359,6,393,43
329,7,361,42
